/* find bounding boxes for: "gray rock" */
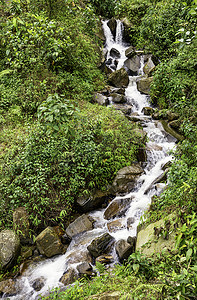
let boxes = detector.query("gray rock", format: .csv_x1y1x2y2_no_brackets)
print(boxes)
0,279,18,296
169,119,181,130
110,87,125,95
143,57,155,76
124,56,141,75
127,217,135,229
93,93,109,106
32,277,45,291
0,230,20,270
35,227,63,257
107,219,125,233
87,233,115,258
107,18,117,39
137,76,153,95
60,268,78,285
142,107,154,116
166,111,179,121
77,262,94,276
110,48,121,58
111,93,126,103
66,214,94,238
125,46,136,58
115,239,134,261
76,189,112,212
113,104,132,115
104,198,132,220
111,165,143,195
108,67,129,88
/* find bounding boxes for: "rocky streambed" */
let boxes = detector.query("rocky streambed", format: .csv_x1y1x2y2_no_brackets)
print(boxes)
0,19,181,299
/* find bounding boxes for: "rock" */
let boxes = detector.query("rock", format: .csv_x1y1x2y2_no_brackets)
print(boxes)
107,220,125,233
125,46,136,58
104,198,132,220
146,144,163,151
96,255,114,264
122,17,132,43
127,236,136,247
127,217,135,229
60,268,78,285
66,249,92,265
32,277,45,291
169,119,181,130
110,48,121,58
136,147,147,162
66,214,94,238
0,230,20,270
166,111,179,121
137,76,153,95
161,161,172,171
113,104,132,115
111,165,143,195
124,56,141,76
91,291,121,300
61,233,71,245
87,233,115,258
100,64,113,75
0,279,18,296
93,93,109,106
145,170,169,194
111,93,126,104
161,120,184,142
115,239,134,261
142,107,154,116
133,128,147,143
108,67,129,88
143,57,155,76
136,213,178,255
110,87,125,95
13,207,30,244
107,18,117,39
76,189,112,213
106,58,113,65
77,262,94,276
21,246,34,259
35,227,63,257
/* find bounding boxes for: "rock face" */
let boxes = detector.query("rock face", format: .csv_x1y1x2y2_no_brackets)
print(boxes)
13,207,30,244
87,233,115,258
66,214,94,238
108,67,129,88
107,18,117,39
111,93,126,103
136,213,178,255
60,268,78,285
93,93,109,106
76,189,112,212
35,227,63,257
124,55,141,75
115,239,134,261
104,198,132,220
0,230,20,270
137,77,153,95
111,165,143,195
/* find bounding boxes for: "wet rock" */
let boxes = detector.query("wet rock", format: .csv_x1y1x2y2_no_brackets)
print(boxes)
61,233,71,245
145,170,169,194
32,277,45,291
110,48,121,58
77,262,94,276
161,161,172,171
161,120,184,142
100,64,113,75
111,165,143,195
115,239,134,261
127,236,136,247
108,67,129,88
76,189,113,212
13,207,30,244
136,147,147,162
66,214,94,239
122,17,132,43
137,76,153,95
60,268,78,285
143,57,155,76
169,119,181,130
147,144,163,151
0,279,18,297
107,18,117,39
113,104,132,115
0,230,20,270
96,255,114,264
142,107,154,116
104,198,132,220
124,56,141,76
127,217,135,229
111,87,125,95
125,46,135,58
67,249,93,265
107,220,125,233
21,246,34,259
166,111,179,121
93,93,109,106
87,233,115,258
35,227,63,257
106,58,113,65
111,93,126,103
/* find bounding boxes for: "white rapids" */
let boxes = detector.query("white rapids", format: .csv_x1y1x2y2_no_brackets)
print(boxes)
3,20,176,300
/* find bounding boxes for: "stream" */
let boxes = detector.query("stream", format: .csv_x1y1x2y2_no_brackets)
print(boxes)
4,20,176,300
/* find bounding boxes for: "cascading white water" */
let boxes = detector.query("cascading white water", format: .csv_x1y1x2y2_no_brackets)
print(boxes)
4,20,176,300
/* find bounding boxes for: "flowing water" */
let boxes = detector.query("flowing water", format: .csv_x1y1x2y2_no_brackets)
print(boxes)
4,20,176,300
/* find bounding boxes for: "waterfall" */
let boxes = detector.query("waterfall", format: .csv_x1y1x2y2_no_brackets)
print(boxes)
3,20,176,300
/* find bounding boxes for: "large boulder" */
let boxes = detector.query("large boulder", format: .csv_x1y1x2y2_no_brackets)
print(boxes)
32,277,45,291
137,76,153,95
0,230,20,270
77,262,94,277
35,227,63,257
60,268,78,285
108,67,129,88
124,56,141,76
122,17,132,43
143,57,155,76
107,18,117,39
113,104,132,115
104,198,132,220
110,48,121,58
115,239,134,261
66,214,94,238
107,220,125,233
87,233,115,258
13,207,30,244
125,46,136,59
93,93,109,106
111,93,127,104
76,189,113,213
0,279,19,297
111,165,143,195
